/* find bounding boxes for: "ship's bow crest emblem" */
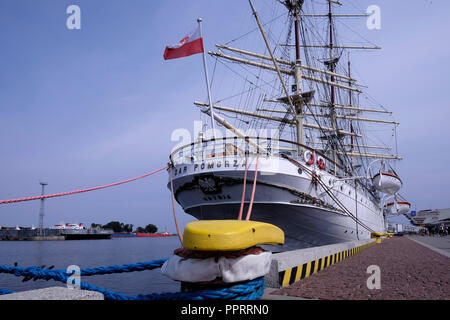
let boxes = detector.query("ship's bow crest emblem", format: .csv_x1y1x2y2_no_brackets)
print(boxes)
198,176,221,194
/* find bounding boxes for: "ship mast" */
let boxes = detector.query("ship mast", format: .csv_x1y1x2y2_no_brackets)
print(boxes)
328,0,338,134
327,0,341,171
280,0,308,153
249,0,307,154
293,2,305,150
199,0,400,163
348,57,355,171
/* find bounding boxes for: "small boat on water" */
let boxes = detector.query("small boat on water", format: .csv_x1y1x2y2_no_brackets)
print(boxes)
52,223,86,230
136,231,172,238
112,231,173,238
111,233,138,237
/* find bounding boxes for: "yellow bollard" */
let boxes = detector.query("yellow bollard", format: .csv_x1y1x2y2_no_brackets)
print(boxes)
371,232,383,244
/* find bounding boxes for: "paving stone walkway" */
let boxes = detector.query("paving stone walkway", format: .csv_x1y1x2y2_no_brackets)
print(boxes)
272,237,449,300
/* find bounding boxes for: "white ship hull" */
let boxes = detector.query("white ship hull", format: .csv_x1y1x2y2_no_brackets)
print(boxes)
168,154,387,251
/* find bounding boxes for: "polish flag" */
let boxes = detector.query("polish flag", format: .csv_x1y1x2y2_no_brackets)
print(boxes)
164,26,204,60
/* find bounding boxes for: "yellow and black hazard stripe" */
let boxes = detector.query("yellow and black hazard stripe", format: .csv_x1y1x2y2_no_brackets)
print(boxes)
279,242,377,287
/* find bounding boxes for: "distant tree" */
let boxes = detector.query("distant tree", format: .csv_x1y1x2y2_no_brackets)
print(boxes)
144,224,158,234
102,221,123,233
123,224,133,233
101,221,154,233
134,226,145,233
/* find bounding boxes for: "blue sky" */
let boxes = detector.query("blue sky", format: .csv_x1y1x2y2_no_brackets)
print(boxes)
0,0,449,231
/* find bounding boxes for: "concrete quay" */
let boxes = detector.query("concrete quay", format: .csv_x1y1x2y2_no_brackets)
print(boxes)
0,287,104,300
265,238,377,289
0,228,112,241
269,236,449,300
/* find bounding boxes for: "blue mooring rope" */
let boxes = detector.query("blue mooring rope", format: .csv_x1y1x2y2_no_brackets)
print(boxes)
0,260,265,300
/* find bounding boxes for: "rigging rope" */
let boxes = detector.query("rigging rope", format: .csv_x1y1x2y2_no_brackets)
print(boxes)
283,154,376,233
169,165,184,245
0,165,169,205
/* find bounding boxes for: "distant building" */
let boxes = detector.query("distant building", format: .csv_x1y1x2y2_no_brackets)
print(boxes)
405,208,450,227
387,222,421,234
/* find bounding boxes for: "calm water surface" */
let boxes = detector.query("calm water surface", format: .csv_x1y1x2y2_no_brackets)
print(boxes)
0,237,182,295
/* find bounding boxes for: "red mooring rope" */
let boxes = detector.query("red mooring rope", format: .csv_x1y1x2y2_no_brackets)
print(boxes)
0,165,169,205
237,152,248,220
245,152,259,221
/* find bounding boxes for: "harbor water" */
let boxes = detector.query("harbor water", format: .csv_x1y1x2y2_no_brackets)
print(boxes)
0,237,181,295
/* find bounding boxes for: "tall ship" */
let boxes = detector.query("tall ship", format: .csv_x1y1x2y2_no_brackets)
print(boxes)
167,0,406,250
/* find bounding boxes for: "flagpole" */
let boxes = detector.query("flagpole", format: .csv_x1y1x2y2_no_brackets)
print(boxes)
197,18,216,140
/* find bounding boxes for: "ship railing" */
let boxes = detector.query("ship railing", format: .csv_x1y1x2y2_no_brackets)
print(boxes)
169,136,348,177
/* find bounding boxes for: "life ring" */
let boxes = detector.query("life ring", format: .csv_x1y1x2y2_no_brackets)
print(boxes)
304,151,314,165
317,156,326,170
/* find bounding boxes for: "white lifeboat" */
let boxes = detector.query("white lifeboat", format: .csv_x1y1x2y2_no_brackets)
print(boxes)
385,201,411,215
372,172,402,195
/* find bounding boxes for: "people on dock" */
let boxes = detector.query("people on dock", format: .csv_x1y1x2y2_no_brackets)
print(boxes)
420,225,448,237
